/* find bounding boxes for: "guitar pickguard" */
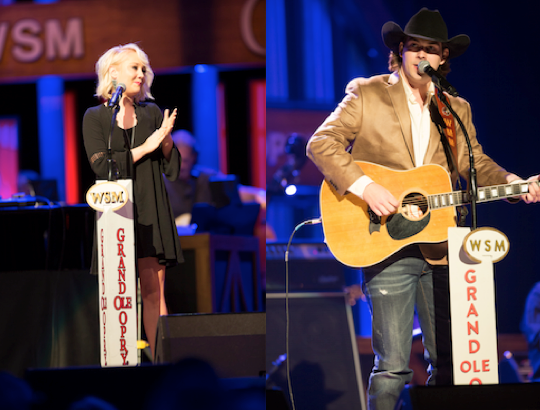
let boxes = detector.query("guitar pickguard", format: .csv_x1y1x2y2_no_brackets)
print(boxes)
368,207,381,234
386,213,431,240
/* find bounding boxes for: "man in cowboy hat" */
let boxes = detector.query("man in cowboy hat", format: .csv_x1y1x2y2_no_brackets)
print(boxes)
307,8,540,410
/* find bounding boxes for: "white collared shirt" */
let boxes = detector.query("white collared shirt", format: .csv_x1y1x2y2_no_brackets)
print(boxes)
348,70,434,199
402,72,435,167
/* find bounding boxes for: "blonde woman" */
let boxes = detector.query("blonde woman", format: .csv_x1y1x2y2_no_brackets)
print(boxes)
83,43,183,357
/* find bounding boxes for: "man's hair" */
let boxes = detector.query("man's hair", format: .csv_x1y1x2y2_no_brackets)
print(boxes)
94,43,155,103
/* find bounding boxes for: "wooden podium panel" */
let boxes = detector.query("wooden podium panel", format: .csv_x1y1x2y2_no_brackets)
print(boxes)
173,234,262,313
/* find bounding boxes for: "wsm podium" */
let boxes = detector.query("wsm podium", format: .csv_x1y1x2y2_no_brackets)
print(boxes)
397,227,540,409
87,179,138,367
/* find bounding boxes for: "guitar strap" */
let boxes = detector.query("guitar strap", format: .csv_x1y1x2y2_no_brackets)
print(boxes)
434,88,458,162
430,89,468,226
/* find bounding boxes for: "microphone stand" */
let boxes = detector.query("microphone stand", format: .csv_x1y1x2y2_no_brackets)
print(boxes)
107,102,121,181
435,79,478,230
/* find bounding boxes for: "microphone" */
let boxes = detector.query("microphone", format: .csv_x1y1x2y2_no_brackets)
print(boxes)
418,61,458,97
108,83,126,107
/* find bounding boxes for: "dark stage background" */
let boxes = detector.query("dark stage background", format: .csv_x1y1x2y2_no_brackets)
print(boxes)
267,0,540,335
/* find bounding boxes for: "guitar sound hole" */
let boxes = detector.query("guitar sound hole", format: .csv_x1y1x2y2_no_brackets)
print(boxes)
400,192,428,221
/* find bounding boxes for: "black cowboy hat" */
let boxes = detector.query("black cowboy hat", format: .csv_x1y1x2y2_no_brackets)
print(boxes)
382,8,470,58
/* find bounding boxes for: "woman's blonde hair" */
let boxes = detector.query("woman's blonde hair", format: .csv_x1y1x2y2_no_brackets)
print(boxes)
94,43,155,103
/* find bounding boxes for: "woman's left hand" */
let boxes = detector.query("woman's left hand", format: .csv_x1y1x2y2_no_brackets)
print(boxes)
160,108,177,160
161,108,177,136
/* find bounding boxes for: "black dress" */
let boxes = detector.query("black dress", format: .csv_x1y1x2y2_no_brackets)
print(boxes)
83,102,183,271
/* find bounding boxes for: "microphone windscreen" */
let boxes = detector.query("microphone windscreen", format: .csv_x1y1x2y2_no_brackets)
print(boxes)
418,60,431,74
117,83,126,92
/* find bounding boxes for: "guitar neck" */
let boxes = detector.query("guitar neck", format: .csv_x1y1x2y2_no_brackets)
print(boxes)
429,181,534,210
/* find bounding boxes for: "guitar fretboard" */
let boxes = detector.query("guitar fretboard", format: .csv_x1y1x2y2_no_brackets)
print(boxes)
428,181,531,210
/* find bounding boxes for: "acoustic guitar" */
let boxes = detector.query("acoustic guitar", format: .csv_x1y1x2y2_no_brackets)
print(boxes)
320,161,534,267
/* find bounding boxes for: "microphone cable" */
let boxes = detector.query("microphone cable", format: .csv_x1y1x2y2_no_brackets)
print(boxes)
284,217,322,410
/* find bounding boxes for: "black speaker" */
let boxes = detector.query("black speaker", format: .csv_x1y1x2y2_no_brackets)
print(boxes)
154,312,265,378
266,242,347,292
266,293,366,410
396,383,540,409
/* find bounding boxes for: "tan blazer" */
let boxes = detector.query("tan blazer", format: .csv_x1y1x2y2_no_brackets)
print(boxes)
307,73,510,264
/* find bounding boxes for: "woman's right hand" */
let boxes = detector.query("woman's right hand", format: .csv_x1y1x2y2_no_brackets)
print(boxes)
131,109,177,163
143,109,177,153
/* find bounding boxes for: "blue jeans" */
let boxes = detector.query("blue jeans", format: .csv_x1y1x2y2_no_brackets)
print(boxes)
361,248,437,410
